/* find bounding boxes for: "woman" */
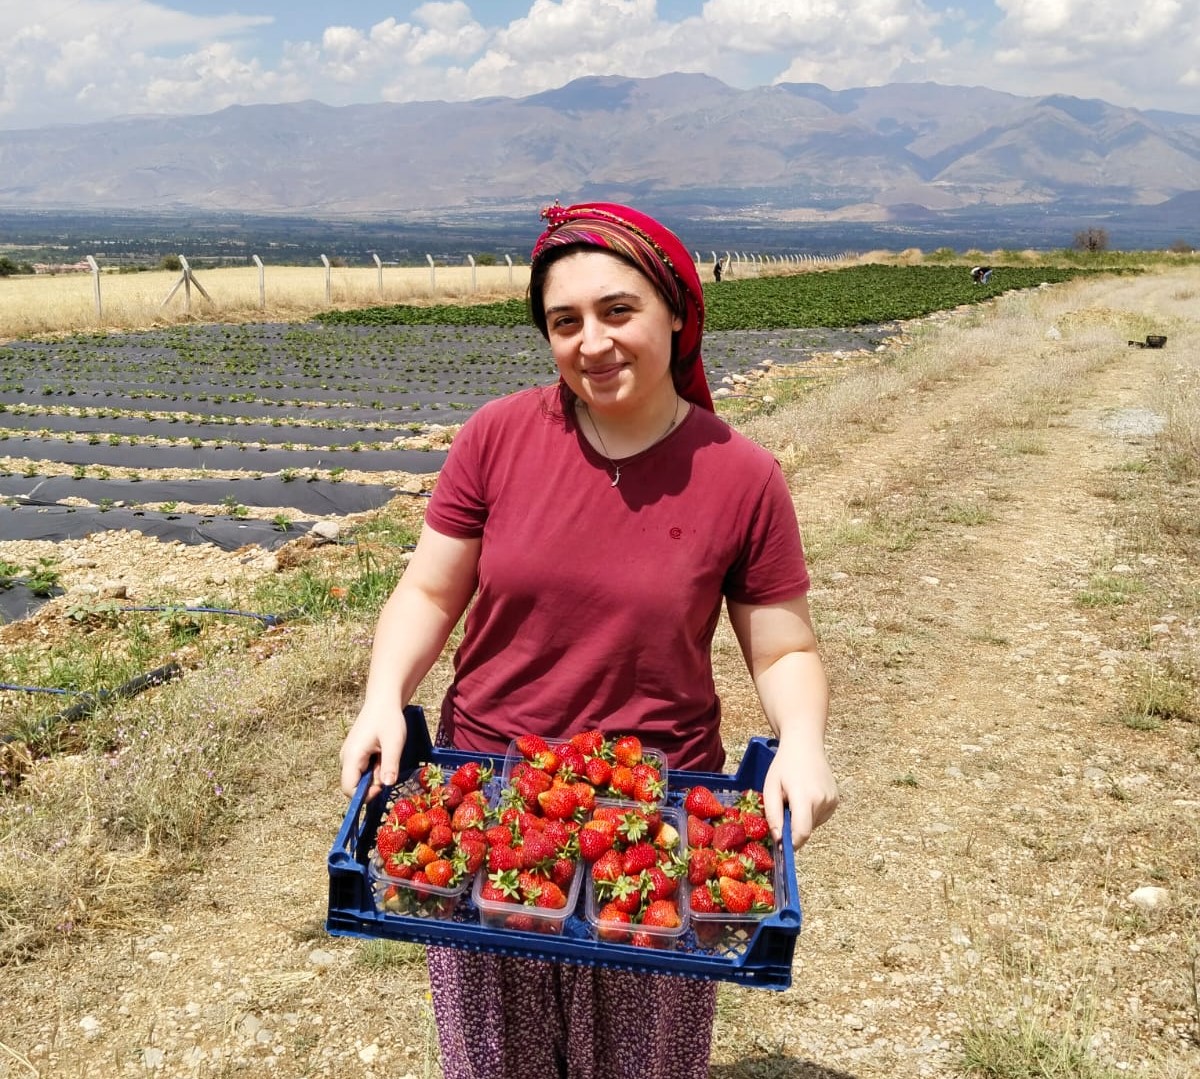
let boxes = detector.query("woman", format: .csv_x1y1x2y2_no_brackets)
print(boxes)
339,201,838,1078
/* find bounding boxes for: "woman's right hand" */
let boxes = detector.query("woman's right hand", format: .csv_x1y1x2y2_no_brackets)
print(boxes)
339,700,409,799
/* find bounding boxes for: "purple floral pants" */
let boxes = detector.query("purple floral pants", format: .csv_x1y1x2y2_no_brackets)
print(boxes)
427,947,716,1079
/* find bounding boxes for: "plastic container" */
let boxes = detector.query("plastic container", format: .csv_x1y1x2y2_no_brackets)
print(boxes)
686,834,786,952
582,803,689,950
472,862,583,936
327,706,803,989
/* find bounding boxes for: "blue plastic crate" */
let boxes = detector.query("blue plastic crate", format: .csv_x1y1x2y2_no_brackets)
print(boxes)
326,706,802,990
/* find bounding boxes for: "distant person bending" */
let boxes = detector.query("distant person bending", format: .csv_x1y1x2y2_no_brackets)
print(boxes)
339,200,838,1079
713,258,723,282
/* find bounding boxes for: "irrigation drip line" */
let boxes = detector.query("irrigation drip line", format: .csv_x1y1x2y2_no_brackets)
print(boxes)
0,683,74,695
0,662,184,746
121,605,298,627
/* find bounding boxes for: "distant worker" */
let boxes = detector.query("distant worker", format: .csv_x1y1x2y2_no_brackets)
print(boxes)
970,266,993,284
713,258,723,282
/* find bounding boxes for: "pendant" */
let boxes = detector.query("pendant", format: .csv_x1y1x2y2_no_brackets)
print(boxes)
611,466,621,487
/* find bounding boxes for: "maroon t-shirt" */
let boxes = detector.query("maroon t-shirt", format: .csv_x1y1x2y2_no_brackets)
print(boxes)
424,386,810,773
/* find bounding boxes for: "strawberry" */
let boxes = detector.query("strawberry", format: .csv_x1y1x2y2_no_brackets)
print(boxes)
578,822,615,863
537,785,579,821
555,744,586,779
583,756,613,788
606,875,642,916
374,821,407,864
643,866,678,903
404,811,432,843
570,781,596,813
652,820,680,852
740,810,770,842
411,842,439,868
591,849,624,885
630,763,664,803
542,819,572,849
550,856,577,890
387,797,419,826
451,798,489,833
531,878,568,910
428,823,454,851
487,844,522,873
742,841,775,874
426,805,451,828
415,763,444,791
687,815,715,848
450,760,492,794
569,729,605,756
458,834,488,874
612,735,643,767
621,842,659,876
750,881,776,911
608,765,636,799
484,823,514,848
712,820,747,852
718,876,753,914
515,734,549,761
689,884,719,914
595,902,632,942
519,830,557,871
424,858,455,888
642,899,681,929
683,786,726,820
716,854,747,881
687,847,721,886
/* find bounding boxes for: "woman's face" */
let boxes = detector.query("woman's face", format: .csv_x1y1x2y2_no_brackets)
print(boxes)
541,249,683,418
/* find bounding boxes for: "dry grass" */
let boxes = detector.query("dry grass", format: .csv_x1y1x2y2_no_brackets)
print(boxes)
0,263,534,339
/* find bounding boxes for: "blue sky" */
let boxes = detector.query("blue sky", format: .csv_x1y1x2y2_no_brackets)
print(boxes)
1,1,1195,130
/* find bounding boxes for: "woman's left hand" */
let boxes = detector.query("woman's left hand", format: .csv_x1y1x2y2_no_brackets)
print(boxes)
761,736,839,850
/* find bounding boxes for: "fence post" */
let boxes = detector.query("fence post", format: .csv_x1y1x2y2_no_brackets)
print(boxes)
468,254,477,292
86,255,101,321
252,255,265,309
320,255,331,304
426,254,436,292
505,254,513,286
373,253,383,297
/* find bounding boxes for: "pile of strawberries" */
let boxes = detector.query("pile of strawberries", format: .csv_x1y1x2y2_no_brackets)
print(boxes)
371,759,495,915
582,803,685,948
683,785,778,930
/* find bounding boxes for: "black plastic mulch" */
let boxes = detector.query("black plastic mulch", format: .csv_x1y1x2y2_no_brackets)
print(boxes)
0,582,64,623
0,439,446,474
0,475,406,515
2,503,312,549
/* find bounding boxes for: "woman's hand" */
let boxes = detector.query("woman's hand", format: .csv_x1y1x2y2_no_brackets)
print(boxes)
339,700,408,800
761,736,839,849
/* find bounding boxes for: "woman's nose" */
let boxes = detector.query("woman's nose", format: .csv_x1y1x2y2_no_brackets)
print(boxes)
579,316,611,355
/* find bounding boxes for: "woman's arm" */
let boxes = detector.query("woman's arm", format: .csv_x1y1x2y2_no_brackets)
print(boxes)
726,593,838,848
338,523,482,798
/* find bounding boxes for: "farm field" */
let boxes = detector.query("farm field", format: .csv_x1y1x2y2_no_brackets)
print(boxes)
0,262,1198,1079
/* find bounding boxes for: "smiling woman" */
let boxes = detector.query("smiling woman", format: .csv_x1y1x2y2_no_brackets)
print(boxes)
338,200,838,1079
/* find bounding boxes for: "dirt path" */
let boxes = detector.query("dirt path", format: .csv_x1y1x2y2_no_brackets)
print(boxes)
2,269,1197,1079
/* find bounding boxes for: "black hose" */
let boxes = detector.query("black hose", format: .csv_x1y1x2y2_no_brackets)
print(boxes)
0,662,183,746
121,604,297,627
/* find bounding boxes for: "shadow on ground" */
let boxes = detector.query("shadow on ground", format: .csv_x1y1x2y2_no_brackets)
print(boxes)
710,1053,860,1078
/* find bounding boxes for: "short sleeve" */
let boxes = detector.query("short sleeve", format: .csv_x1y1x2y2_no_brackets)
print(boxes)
424,411,489,539
723,461,810,605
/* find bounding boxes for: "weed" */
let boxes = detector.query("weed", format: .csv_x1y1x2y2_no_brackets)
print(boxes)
1119,660,1196,728
959,1016,1123,1079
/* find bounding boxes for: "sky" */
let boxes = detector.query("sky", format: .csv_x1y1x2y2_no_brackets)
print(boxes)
0,0,1196,131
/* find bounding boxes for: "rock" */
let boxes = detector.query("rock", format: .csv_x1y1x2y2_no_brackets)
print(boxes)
79,1015,101,1039
308,948,336,968
359,1043,381,1065
712,387,734,399
142,1047,165,1070
1128,886,1170,912
309,521,341,543
100,581,128,599
919,576,940,586
1045,325,1062,339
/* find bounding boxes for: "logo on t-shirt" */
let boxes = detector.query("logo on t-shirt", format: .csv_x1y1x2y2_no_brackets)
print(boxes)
669,527,683,540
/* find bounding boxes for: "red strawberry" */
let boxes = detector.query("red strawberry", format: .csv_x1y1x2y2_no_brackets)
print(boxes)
687,847,721,886
387,797,419,825
411,842,438,868
591,849,624,884
458,834,488,874
712,820,747,852
424,858,455,888
451,798,489,833
537,785,579,821
515,734,549,761
742,841,775,874
484,823,514,848
374,822,407,864
612,735,643,767
716,854,747,881
531,878,568,910
542,819,572,850
595,902,632,942
519,831,557,870
689,884,719,914
608,765,636,799
750,881,776,911
426,805,451,828
415,763,444,791
550,857,576,890
569,729,605,755
555,744,586,778
487,844,522,873
583,756,612,788
740,811,770,842
630,763,664,803
687,815,715,848
642,898,681,929
578,822,615,863
621,842,659,876
428,823,454,851
718,876,754,914
405,811,432,843
570,781,596,813
606,875,643,916
683,786,726,820
643,866,677,903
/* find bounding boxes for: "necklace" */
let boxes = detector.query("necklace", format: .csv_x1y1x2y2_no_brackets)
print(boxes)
582,396,682,487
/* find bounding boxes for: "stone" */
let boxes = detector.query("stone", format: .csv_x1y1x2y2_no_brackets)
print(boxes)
310,520,341,543
1128,886,1170,912
308,948,336,968
79,1015,101,1039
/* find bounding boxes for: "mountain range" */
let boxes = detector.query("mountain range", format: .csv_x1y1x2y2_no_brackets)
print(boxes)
1,73,1197,242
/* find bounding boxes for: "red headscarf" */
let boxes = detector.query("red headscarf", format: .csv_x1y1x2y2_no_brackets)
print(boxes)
530,201,713,411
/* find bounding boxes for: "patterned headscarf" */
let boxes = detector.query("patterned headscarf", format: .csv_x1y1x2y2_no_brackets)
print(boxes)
530,201,713,411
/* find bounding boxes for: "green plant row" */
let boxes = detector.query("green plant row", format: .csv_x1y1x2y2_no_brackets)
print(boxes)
314,264,1117,331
